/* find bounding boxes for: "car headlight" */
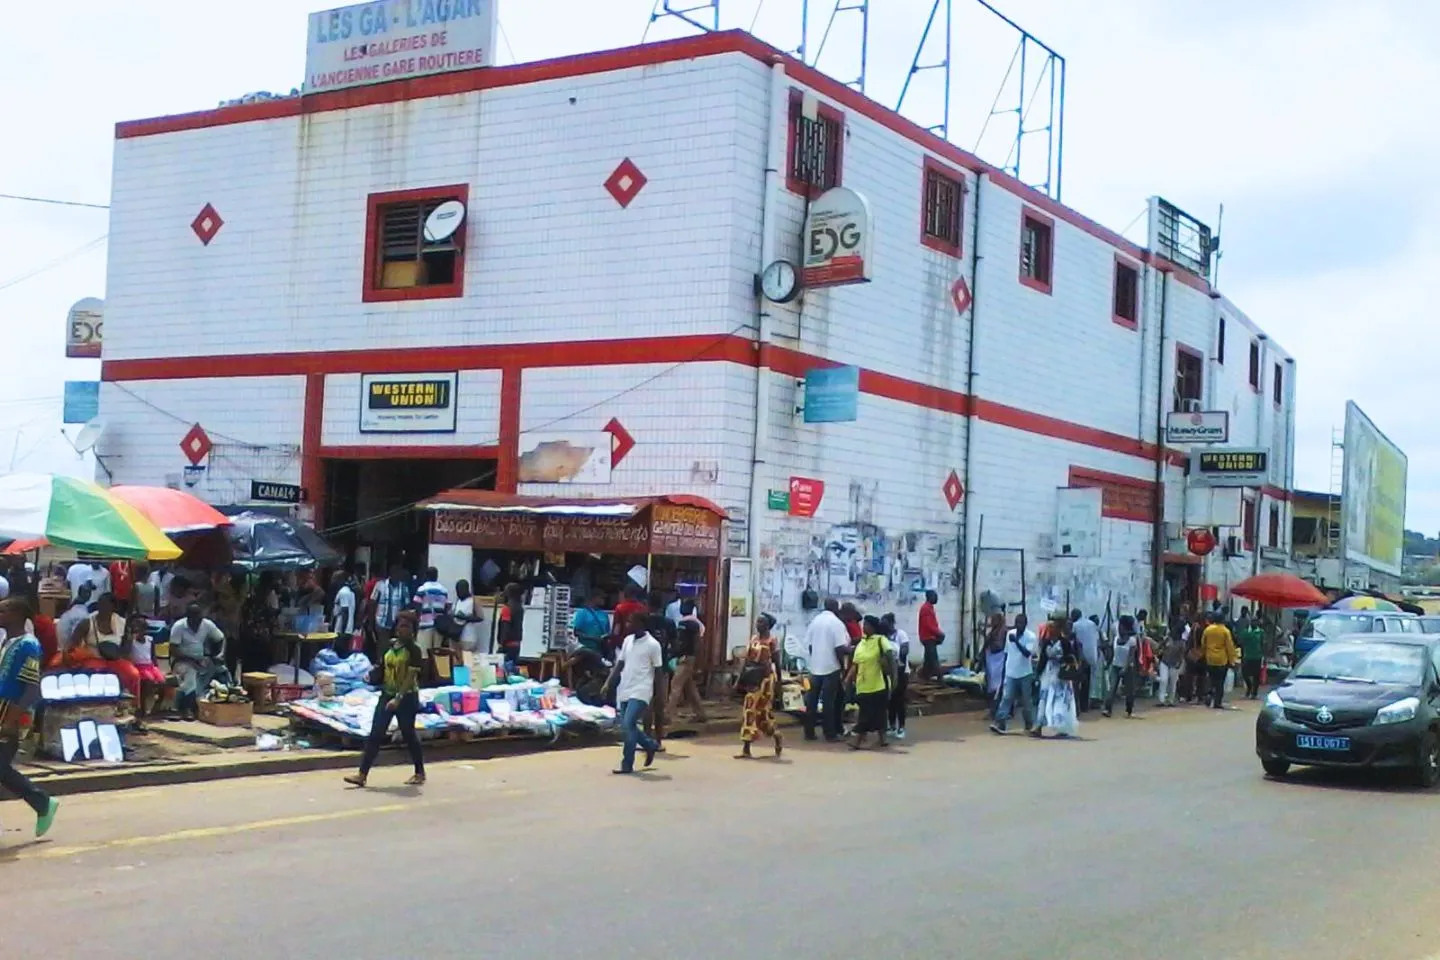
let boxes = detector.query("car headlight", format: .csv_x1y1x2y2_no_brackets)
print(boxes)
1374,697,1420,726
1263,690,1285,715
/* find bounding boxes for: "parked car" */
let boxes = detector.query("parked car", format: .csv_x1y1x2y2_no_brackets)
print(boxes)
1256,634,1440,786
1417,616,1440,634
1293,611,1420,660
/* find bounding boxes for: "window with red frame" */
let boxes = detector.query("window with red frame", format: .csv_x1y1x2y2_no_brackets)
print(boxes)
1112,258,1139,328
787,92,843,196
363,185,468,302
921,159,964,257
1273,362,1283,405
1174,346,1203,413
1248,340,1261,389
1019,210,1053,293
1268,504,1281,548
1243,499,1256,551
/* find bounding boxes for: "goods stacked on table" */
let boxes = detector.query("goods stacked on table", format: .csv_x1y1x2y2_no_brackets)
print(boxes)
287,679,615,743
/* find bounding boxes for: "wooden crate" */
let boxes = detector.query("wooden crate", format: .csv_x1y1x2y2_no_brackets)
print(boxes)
198,700,254,727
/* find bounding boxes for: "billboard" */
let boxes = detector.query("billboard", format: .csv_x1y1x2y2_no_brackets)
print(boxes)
1342,402,1407,577
305,0,497,93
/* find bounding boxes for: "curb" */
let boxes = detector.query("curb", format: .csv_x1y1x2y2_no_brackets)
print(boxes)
11,691,990,797
12,732,611,798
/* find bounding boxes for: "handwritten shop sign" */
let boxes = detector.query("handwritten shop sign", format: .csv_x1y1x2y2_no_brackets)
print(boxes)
305,0,498,93
432,504,723,557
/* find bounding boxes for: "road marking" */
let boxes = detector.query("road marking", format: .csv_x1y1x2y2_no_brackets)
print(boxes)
13,797,462,861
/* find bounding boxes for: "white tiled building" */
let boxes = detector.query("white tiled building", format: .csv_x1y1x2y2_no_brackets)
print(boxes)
99,31,1295,658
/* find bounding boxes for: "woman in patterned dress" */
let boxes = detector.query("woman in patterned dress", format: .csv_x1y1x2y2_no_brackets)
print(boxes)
736,613,783,759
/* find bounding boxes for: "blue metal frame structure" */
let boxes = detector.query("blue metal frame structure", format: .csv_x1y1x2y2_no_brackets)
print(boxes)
643,0,1066,200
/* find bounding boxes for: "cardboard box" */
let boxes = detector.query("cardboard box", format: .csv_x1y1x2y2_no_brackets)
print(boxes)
198,700,253,728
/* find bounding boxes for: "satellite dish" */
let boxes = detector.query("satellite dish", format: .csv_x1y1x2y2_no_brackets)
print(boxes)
423,201,466,243
74,418,106,454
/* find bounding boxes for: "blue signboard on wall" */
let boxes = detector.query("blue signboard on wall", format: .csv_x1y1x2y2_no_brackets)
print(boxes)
63,381,100,424
803,366,860,423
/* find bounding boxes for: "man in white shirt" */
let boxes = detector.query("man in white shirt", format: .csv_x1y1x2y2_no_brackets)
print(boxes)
1070,609,1101,713
990,613,1038,736
169,604,228,721
605,612,663,774
803,598,852,742
332,576,358,638
65,562,92,600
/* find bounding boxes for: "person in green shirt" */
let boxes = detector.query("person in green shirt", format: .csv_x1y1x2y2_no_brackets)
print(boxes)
346,610,426,788
845,614,895,750
1237,607,1266,700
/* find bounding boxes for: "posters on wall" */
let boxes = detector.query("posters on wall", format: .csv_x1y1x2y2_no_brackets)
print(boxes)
517,432,612,484
1342,401,1407,577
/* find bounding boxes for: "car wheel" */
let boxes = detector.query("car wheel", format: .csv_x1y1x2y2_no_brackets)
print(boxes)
1262,758,1290,778
1413,731,1440,788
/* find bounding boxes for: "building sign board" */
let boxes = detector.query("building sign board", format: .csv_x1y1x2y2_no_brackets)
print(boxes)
431,505,723,558
251,481,304,504
788,477,825,517
65,297,103,359
305,0,498,93
1193,448,1269,487
803,366,860,423
802,188,873,288
1165,410,1229,444
360,372,458,433
62,381,100,424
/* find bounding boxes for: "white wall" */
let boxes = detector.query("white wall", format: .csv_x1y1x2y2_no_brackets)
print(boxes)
97,377,304,505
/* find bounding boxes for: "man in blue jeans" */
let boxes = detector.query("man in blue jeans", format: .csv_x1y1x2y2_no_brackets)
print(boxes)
990,613,1037,735
605,613,663,774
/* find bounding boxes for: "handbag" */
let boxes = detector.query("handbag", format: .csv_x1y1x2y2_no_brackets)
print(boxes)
434,612,463,642
736,658,770,693
1059,660,1083,684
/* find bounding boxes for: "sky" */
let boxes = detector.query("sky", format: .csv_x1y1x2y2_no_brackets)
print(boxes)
2,0,1436,528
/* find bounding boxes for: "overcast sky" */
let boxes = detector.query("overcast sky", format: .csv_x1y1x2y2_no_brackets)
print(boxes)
2,0,1435,529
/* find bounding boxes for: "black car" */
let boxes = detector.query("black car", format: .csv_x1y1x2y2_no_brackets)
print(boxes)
1256,634,1440,786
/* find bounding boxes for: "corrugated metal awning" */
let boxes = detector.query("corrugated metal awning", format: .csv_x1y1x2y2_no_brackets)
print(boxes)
418,490,728,519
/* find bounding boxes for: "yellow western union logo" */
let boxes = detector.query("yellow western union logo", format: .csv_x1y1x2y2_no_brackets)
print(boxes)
368,380,451,410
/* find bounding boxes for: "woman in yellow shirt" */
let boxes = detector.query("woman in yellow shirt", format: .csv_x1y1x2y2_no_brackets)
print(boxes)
846,614,895,750
346,610,426,788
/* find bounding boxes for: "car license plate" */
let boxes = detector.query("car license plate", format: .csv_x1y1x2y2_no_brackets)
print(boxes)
1296,734,1350,751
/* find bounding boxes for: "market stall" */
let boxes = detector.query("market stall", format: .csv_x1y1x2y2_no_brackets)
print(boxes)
419,492,729,664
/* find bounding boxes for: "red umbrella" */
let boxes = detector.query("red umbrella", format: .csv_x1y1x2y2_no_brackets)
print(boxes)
107,486,233,536
1230,572,1327,608
2,537,47,556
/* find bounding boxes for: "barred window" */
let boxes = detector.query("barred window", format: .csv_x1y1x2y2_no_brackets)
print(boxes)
787,93,843,195
363,185,468,303
921,160,964,256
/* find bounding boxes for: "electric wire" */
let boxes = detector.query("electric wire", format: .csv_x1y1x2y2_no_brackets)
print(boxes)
0,235,108,293
0,193,109,210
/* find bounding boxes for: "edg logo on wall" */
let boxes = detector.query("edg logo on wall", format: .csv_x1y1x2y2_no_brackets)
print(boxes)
803,188,873,288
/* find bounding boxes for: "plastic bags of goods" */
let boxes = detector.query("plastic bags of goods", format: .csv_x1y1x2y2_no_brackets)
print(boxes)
309,648,375,695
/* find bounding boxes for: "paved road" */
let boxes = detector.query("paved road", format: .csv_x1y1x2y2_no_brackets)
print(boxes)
4,702,1439,960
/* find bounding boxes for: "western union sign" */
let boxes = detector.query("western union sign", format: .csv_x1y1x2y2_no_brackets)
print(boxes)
1193,448,1268,486
359,372,459,434
368,379,451,410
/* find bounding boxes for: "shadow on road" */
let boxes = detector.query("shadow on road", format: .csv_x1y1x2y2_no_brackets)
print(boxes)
1264,767,1436,795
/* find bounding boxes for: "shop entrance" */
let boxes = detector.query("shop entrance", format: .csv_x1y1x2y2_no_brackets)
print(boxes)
1162,560,1202,620
325,458,497,572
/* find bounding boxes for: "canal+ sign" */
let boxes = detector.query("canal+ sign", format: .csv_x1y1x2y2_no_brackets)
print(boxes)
803,188,874,288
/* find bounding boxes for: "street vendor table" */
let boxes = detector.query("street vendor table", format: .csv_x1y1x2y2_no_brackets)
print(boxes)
276,632,338,690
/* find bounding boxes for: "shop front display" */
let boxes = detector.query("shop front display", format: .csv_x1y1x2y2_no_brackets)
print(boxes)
421,492,728,663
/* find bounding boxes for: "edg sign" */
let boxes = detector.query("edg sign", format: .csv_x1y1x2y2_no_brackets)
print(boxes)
803,188,873,288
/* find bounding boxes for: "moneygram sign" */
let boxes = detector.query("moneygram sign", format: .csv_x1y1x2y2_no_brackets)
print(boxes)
305,0,497,93
1165,410,1229,445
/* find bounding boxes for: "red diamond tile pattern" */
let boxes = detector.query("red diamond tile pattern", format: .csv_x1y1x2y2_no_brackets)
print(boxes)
603,159,648,208
180,423,213,466
950,276,973,315
943,470,965,511
191,203,224,245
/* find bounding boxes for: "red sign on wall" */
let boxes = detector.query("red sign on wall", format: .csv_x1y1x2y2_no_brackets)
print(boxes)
788,477,824,518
